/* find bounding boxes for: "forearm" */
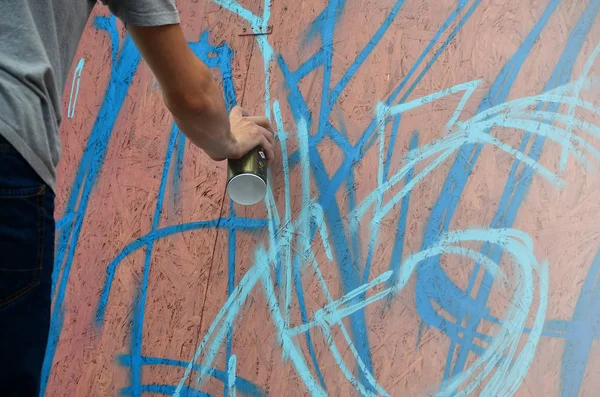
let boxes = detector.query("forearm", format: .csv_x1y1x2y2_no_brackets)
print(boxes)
127,23,232,148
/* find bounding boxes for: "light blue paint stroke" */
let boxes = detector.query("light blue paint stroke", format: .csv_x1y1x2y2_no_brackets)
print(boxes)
352,79,482,223
292,3,487,373
310,203,333,261
212,0,274,118
174,241,328,397
453,2,600,384
301,219,390,395
302,236,390,396
67,57,85,119
356,82,480,286
225,203,237,397
316,319,384,397
291,253,329,390
228,355,237,397
271,100,293,308
508,110,600,141
262,266,329,397
289,271,393,337
364,0,481,151
560,42,600,171
478,117,596,171
281,227,547,397
285,118,386,394
383,0,472,174
412,0,563,381
291,118,329,389
307,148,378,389
173,245,272,396
297,117,311,289
426,229,548,397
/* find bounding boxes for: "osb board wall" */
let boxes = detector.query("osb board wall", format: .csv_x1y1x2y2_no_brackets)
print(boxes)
45,0,600,396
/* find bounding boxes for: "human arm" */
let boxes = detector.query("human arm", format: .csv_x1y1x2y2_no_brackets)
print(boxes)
101,1,274,160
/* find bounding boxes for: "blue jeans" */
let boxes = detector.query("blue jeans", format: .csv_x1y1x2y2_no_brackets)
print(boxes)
0,135,55,396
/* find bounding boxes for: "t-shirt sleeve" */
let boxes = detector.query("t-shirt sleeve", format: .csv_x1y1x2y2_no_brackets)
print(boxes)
101,0,180,26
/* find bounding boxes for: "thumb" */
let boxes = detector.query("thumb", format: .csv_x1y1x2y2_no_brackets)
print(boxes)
230,105,245,119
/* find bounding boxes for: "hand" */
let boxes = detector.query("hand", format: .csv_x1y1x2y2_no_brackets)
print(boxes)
127,24,275,164
221,106,275,161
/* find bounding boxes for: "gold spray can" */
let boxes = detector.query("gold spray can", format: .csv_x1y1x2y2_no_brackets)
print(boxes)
227,147,267,205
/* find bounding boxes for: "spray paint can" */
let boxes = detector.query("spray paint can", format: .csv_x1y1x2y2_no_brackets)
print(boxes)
227,147,267,205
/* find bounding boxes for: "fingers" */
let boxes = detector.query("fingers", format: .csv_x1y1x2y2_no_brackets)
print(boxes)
259,124,275,147
257,125,275,161
259,133,275,162
230,106,244,119
229,107,276,161
245,116,274,133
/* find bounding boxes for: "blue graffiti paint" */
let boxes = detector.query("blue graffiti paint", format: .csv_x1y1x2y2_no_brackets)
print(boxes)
94,216,267,326
43,16,141,396
224,201,237,397
560,250,600,397
46,0,600,395
450,0,600,382
408,0,561,382
387,131,418,287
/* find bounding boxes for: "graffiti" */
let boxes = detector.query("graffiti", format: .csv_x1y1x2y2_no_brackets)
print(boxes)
67,57,85,119
43,0,600,396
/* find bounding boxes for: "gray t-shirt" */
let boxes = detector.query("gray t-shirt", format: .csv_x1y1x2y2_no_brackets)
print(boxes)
0,0,179,192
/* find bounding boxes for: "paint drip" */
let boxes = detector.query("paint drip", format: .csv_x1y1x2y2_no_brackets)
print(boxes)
227,147,267,205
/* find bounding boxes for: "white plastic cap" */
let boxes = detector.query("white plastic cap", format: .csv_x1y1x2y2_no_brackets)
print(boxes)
227,173,267,205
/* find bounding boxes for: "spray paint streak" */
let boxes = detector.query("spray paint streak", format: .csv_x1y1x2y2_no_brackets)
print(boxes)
274,8,484,383
406,0,561,381
54,21,242,396
172,56,600,392
67,57,85,119
129,122,180,394
118,355,264,396
450,2,600,383
42,16,141,396
227,355,237,397
123,35,240,396
48,1,600,394
278,1,429,387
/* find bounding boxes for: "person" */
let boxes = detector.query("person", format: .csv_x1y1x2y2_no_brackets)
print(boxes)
0,1,274,395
